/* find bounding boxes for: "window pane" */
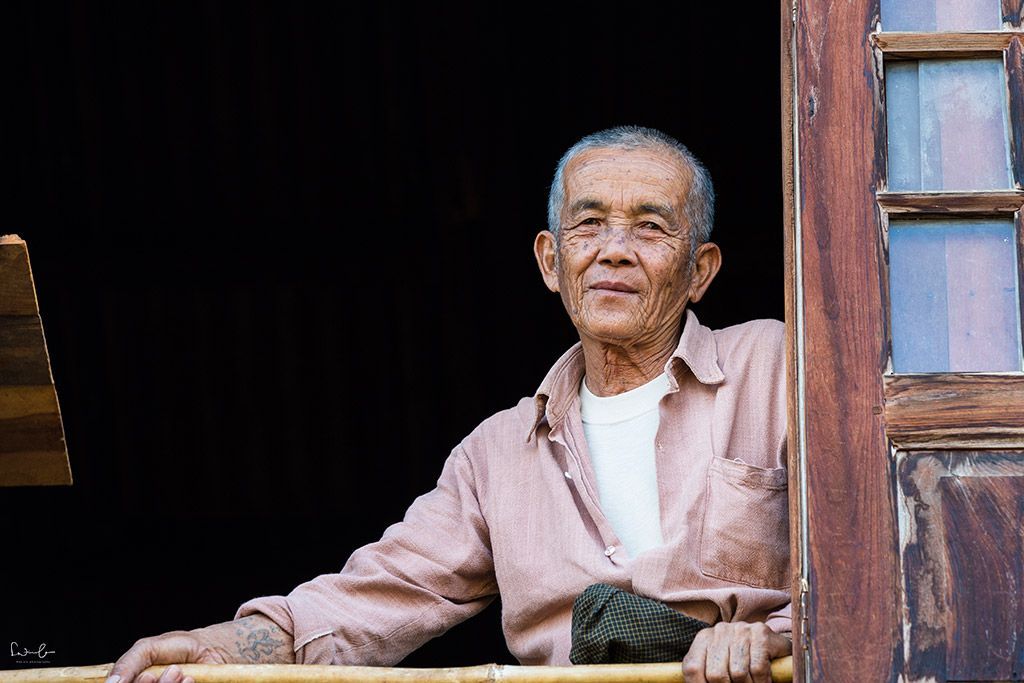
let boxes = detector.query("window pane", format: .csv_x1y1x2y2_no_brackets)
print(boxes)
886,59,1012,191
889,219,1021,373
880,0,1001,31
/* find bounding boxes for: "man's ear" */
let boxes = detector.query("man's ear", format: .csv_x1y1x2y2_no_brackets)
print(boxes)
687,241,722,304
534,230,560,293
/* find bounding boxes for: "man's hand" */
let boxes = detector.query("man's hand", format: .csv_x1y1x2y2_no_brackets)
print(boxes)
106,615,295,683
681,621,791,683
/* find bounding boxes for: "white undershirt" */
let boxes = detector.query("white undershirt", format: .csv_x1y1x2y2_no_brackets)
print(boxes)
578,372,669,558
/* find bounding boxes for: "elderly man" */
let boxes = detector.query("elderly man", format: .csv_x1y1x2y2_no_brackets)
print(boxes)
108,126,791,683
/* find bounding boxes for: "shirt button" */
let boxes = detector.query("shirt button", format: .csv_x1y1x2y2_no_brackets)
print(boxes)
564,471,572,480
604,546,616,557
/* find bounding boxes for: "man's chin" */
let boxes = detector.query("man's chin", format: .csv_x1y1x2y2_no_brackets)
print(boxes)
576,321,650,345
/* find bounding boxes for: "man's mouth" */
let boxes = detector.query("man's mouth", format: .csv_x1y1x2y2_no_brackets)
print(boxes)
589,280,639,293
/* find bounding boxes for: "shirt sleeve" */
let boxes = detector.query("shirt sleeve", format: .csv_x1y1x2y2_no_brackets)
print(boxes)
233,445,498,665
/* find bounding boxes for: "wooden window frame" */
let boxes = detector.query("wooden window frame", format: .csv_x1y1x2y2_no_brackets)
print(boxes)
875,20,1024,437
782,0,1024,679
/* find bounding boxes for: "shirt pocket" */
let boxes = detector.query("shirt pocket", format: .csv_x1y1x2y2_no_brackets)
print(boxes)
698,455,789,589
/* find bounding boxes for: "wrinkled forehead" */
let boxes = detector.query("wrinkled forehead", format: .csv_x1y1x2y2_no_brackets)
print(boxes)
561,146,694,215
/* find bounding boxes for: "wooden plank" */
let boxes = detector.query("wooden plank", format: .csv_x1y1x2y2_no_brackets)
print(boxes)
884,374,1024,448
873,31,1017,58
876,190,1024,213
896,452,1024,681
0,659,796,683
0,235,40,316
1004,0,1024,29
1007,37,1024,188
0,235,70,486
779,0,806,679
796,0,902,679
0,316,59,385
941,475,1024,680
0,450,73,487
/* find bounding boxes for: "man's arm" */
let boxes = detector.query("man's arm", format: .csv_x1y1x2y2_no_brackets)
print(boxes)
231,445,497,665
106,614,294,683
108,444,496,679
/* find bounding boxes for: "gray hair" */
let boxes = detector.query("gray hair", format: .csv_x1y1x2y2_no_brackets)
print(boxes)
546,126,715,253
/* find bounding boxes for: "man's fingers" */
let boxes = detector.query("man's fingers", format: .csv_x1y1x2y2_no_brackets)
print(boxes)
682,630,710,683
766,631,793,658
728,639,753,683
750,630,791,683
702,628,731,683
107,633,199,683
157,664,185,683
749,648,772,683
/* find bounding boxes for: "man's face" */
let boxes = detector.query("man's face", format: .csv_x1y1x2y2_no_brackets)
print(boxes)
535,146,720,346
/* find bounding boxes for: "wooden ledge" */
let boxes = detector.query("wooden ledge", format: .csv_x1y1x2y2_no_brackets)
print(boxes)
876,190,1024,214
884,373,1024,449
872,31,1021,57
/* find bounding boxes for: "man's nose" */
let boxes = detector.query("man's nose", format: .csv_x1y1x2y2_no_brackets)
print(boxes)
596,228,637,266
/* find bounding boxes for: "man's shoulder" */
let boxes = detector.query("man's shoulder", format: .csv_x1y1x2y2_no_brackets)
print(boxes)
459,396,537,455
708,318,785,374
711,318,784,352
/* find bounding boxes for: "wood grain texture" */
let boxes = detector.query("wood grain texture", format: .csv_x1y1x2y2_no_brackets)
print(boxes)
873,31,1017,57
796,0,901,679
1004,0,1024,28
941,475,1024,680
896,452,1024,681
876,190,1024,213
0,236,71,486
779,0,806,679
0,236,41,316
0,659,796,683
1008,37,1024,188
884,374,1024,448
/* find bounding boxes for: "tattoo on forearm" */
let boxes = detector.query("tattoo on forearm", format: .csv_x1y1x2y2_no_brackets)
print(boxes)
233,616,287,663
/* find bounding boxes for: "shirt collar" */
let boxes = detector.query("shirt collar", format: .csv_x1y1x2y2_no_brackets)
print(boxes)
525,307,725,443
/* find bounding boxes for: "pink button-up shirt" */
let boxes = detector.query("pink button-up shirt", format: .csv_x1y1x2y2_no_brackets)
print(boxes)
235,309,791,665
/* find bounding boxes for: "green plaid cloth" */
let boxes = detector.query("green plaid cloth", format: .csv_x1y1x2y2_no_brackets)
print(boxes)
569,583,710,664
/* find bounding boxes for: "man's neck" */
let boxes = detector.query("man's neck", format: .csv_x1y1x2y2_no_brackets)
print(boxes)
579,321,682,397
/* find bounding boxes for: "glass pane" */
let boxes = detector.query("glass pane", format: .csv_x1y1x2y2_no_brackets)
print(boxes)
889,219,1021,373
880,0,1001,31
886,59,1012,191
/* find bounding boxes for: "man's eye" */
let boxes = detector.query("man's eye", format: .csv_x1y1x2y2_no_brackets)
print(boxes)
640,221,663,231
579,217,600,226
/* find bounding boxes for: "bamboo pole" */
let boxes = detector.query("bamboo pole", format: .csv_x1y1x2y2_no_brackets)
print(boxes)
0,657,792,683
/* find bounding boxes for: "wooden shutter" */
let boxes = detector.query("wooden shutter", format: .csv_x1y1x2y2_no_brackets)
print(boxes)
784,0,1024,680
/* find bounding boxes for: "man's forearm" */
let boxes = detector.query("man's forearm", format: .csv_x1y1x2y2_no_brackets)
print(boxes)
191,614,295,664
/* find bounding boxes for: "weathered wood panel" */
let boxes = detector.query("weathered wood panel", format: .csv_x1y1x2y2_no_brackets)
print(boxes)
0,235,71,486
796,0,902,679
884,374,1024,449
1004,0,1024,29
780,0,806,678
1008,37,1024,188
876,190,1024,214
896,452,1024,681
873,31,1016,57
941,475,1023,680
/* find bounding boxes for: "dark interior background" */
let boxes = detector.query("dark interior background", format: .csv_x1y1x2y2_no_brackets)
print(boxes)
1,2,783,669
